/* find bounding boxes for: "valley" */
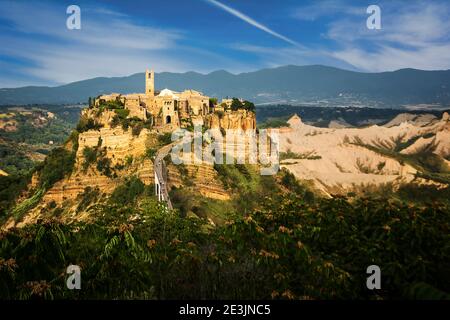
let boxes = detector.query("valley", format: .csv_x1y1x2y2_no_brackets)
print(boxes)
0,105,81,175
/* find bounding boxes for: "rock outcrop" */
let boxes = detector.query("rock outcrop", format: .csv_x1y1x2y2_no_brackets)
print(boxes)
287,114,302,128
167,162,230,200
205,110,256,131
443,112,450,122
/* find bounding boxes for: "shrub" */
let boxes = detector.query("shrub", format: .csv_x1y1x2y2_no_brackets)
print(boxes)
209,97,218,107
109,176,145,206
96,156,112,177
230,98,255,112
82,147,97,170
37,147,75,188
132,123,143,137
67,130,79,152
258,120,288,129
143,119,153,130
157,133,172,146
280,150,321,161
125,155,134,166
110,115,121,128
145,148,157,159
115,108,129,119
76,186,100,212
0,187,449,299
0,174,30,217
215,110,225,119
377,161,386,171
102,100,124,110
76,116,103,133
121,119,130,131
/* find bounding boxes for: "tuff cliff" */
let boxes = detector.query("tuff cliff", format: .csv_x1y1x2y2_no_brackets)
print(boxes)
204,110,256,131
4,103,257,229
42,127,155,204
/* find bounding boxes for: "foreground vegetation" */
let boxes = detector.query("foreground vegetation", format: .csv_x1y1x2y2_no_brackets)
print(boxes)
1,172,449,300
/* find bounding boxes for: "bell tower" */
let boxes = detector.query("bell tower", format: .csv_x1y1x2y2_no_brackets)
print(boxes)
145,69,154,96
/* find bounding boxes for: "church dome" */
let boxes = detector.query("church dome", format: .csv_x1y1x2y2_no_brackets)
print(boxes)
158,88,179,99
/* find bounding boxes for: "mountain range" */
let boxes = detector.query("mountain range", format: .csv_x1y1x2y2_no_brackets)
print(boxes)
1,65,450,108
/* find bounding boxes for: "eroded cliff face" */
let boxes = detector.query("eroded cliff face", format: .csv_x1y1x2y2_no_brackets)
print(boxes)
5,126,157,228
44,127,155,204
205,110,256,131
166,162,230,201
6,107,254,228
278,114,450,196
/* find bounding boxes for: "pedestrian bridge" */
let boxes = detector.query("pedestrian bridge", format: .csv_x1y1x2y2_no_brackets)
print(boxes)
154,143,174,209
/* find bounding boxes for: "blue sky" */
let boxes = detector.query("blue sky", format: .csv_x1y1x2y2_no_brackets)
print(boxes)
1,0,450,87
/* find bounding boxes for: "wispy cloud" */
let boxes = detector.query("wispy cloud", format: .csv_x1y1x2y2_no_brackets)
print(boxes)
204,0,300,46
0,2,182,50
291,0,450,71
330,44,450,72
292,0,363,21
0,1,184,85
0,1,250,87
324,1,450,46
333,1,450,71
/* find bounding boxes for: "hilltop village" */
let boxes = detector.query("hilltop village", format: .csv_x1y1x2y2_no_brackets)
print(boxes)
93,69,255,132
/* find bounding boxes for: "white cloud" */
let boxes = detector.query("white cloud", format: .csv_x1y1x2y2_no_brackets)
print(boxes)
325,1,450,46
380,3,450,47
240,0,450,72
0,1,186,85
0,1,249,86
0,1,181,50
331,45,450,72
320,0,450,71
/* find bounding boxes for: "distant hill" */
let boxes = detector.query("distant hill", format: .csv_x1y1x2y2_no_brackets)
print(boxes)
1,65,450,107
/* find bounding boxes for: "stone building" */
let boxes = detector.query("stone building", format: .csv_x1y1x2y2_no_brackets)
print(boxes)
95,69,211,130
